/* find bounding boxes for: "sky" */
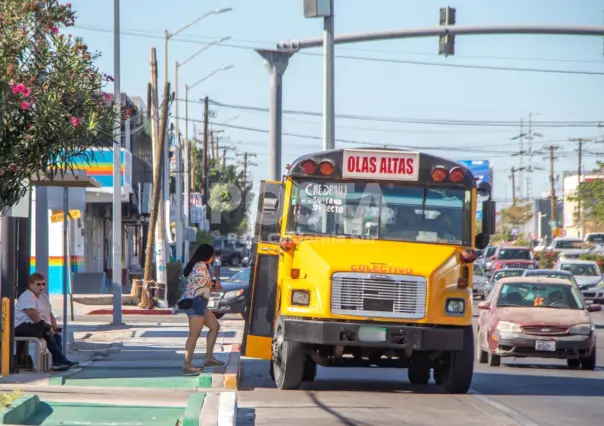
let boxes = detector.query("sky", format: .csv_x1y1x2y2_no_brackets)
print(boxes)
67,0,604,220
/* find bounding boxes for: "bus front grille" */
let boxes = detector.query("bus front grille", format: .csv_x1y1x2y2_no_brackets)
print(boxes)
330,272,427,319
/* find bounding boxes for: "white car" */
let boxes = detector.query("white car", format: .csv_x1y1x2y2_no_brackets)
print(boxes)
554,260,603,302
547,237,586,260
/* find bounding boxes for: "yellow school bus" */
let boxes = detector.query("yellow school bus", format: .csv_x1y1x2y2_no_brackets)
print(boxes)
242,147,495,393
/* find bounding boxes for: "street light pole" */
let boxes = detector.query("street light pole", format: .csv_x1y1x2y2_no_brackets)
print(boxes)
174,37,231,262
112,0,122,325
323,1,335,151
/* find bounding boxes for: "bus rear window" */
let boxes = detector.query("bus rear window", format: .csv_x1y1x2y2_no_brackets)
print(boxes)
287,179,472,246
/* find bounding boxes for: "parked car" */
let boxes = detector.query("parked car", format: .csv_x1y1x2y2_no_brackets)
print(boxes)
212,237,249,266
554,260,603,303
584,233,604,255
207,267,251,319
484,268,527,299
476,276,601,369
546,237,585,260
486,246,537,276
473,263,488,299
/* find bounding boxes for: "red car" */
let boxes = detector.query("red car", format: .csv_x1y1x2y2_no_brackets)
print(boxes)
476,276,601,369
486,246,537,275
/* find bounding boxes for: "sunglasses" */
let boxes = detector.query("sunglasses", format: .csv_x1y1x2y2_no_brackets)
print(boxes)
34,282,46,287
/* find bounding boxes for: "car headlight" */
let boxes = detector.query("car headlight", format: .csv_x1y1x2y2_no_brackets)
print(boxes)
291,290,310,306
569,324,594,335
596,280,604,288
496,321,522,333
446,298,465,314
223,289,244,299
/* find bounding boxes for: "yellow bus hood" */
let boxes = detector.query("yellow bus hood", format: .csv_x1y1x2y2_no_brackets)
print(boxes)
292,238,458,277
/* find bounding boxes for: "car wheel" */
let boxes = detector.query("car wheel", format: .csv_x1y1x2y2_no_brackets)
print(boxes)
487,352,501,367
580,347,596,371
567,359,580,369
231,256,241,267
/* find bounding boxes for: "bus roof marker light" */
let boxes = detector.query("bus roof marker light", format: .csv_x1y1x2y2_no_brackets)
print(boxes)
431,166,447,182
301,159,317,174
319,160,335,176
449,167,464,183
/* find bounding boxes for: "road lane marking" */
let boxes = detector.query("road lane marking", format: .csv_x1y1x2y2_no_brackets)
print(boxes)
218,391,237,426
470,390,540,426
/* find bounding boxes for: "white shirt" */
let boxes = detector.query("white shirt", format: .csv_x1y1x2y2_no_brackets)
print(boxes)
14,290,53,328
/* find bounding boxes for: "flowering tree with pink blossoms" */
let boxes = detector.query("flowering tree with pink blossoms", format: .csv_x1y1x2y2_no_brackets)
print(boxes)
0,0,119,210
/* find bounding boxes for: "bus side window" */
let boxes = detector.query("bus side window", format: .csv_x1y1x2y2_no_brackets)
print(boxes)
257,184,283,243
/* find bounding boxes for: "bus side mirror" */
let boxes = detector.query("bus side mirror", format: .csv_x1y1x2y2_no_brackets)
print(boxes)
482,200,496,235
475,233,490,250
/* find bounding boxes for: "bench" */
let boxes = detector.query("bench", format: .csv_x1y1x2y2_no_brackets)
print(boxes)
15,337,51,373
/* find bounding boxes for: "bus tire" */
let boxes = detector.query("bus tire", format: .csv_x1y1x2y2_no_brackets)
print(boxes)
272,315,305,390
407,353,430,385
302,358,317,382
440,326,474,394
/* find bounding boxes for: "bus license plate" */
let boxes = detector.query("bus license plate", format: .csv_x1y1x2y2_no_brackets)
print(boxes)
535,340,555,352
358,327,387,343
207,300,216,309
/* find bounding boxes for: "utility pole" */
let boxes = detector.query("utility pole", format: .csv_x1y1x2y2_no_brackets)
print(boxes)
569,137,594,237
545,145,561,225
237,152,258,184
220,145,236,169
509,166,525,206
202,96,209,207
511,119,525,200
524,113,544,201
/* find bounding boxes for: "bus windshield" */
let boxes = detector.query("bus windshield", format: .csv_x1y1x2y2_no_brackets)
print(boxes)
287,179,472,246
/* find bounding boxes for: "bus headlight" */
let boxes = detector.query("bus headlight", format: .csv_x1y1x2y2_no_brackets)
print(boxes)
291,290,310,306
446,298,465,314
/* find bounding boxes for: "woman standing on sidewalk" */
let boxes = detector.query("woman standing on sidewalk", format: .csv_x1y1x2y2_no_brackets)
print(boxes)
181,244,225,376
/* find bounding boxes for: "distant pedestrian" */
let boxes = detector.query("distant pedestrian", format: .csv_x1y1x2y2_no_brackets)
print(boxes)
14,273,78,371
180,244,225,376
213,249,222,279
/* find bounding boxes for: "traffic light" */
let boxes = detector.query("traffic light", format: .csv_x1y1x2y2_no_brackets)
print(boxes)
439,6,456,56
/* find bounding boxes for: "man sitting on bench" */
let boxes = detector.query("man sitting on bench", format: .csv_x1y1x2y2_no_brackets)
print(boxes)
14,273,77,371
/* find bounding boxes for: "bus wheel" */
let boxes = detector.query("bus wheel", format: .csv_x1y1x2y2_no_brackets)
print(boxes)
272,316,305,390
440,326,474,394
303,358,317,382
407,353,430,385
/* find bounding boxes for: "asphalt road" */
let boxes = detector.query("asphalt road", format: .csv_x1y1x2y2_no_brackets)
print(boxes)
236,304,604,426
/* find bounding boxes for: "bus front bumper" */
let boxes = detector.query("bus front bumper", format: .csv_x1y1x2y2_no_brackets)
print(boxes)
282,318,466,351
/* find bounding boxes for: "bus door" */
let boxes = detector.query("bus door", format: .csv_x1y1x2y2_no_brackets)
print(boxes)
242,180,283,359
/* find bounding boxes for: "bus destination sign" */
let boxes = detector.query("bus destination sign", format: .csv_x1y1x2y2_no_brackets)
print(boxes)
342,149,419,181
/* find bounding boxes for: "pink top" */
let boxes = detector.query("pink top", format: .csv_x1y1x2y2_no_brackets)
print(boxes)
184,262,212,299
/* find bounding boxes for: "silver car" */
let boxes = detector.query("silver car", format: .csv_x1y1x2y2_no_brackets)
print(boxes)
555,260,603,302
473,263,488,299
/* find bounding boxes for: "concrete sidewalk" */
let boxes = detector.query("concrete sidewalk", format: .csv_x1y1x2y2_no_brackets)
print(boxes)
0,317,244,425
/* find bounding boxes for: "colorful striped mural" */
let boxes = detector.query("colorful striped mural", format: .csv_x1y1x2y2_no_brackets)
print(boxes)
29,256,83,294
70,148,132,190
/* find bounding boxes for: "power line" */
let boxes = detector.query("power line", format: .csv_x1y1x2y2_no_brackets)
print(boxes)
178,99,603,128
73,24,604,76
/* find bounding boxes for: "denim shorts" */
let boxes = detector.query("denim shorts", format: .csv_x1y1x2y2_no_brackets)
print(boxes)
185,296,208,318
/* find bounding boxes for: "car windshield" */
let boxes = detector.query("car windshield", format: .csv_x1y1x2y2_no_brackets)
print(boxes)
553,240,583,249
229,269,251,283
497,282,583,309
287,179,472,246
484,247,497,258
473,264,484,276
497,248,531,260
559,263,599,276
492,270,525,281
586,234,604,243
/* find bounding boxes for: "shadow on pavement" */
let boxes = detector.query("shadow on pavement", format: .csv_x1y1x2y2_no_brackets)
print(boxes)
139,330,236,338
239,359,604,397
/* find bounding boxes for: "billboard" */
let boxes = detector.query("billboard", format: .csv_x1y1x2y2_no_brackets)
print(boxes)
458,160,492,222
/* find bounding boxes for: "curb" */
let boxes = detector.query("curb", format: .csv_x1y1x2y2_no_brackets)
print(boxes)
199,392,237,426
0,394,40,425
211,344,241,390
47,361,94,386
85,308,173,315
183,393,206,426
